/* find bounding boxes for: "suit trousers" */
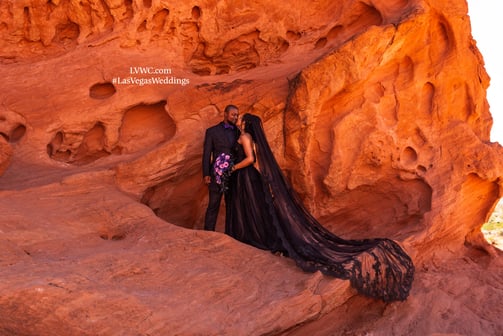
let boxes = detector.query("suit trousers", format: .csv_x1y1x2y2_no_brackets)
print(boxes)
204,182,229,231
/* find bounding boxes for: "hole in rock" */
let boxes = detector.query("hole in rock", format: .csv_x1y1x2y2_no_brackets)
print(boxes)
343,2,382,39
23,7,29,21
89,82,116,99
216,65,230,75
99,233,126,241
137,20,147,32
117,100,176,154
192,67,212,76
276,38,290,54
321,178,432,239
152,9,169,33
421,82,435,115
9,124,26,143
482,199,503,251
222,35,259,69
53,22,80,44
141,174,208,230
460,174,501,251
286,30,301,41
314,37,327,49
327,25,343,41
191,6,201,20
47,131,68,160
401,146,417,166
72,122,110,165
47,123,111,165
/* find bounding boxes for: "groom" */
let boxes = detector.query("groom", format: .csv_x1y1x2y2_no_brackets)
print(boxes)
202,104,240,231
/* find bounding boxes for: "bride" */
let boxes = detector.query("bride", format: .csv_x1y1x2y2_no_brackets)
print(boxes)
225,113,414,302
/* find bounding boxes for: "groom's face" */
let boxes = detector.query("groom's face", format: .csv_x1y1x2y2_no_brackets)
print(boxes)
225,108,239,125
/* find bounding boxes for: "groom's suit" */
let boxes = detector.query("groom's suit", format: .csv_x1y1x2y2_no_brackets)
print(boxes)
202,122,239,231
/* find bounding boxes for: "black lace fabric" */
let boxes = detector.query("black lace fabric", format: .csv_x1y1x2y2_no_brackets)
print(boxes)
226,114,414,302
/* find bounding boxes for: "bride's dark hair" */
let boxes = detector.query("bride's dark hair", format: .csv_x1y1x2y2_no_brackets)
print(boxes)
242,113,260,140
241,113,414,302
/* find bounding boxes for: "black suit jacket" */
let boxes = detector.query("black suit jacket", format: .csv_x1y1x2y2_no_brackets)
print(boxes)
202,122,239,178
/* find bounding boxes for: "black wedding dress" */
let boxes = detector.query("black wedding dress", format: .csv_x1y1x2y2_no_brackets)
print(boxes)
225,114,414,302
225,143,286,253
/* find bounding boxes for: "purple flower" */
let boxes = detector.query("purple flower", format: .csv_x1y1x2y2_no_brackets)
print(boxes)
213,152,234,193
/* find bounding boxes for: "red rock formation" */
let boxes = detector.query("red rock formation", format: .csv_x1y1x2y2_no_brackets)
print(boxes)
0,0,502,335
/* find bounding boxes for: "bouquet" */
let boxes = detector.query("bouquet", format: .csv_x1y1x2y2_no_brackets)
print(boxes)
213,152,234,193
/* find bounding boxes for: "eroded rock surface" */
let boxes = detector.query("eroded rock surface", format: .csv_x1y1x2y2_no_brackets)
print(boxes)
0,174,352,335
1,0,502,335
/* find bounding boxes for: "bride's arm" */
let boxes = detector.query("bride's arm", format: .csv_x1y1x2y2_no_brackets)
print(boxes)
253,142,260,172
232,133,255,171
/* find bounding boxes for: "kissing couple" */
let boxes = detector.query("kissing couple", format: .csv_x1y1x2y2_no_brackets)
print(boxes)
202,105,414,302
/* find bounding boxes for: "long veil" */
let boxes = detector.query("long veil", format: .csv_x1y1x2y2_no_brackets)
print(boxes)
243,113,414,302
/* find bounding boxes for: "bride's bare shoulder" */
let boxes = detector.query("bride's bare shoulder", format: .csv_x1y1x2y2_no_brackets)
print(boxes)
240,132,253,142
